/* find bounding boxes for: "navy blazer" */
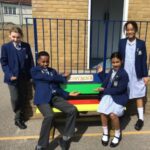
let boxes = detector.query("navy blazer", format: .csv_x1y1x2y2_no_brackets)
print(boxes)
118,38,148,78
98,67,129,106
1,41,34,85
31,66,69,105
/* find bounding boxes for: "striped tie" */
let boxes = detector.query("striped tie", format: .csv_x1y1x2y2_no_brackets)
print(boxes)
16,43,21,50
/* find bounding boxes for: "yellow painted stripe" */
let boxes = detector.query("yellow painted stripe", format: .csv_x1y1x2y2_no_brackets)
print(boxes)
36,104,99,114
1,131,150,141
74,131,150,137
0,136,39,140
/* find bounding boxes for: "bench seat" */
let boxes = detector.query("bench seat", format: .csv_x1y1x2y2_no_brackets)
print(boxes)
36,99,100,113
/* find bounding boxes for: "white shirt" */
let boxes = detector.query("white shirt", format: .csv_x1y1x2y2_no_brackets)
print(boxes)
110,69,117,82
13,42,21,50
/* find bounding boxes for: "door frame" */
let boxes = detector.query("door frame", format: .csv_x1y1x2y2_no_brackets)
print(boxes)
87,0,129,68
121,0,129,38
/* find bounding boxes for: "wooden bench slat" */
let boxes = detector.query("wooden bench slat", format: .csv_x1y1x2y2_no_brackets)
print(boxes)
36,103,99,114
60,83,102,94
68,99,99,104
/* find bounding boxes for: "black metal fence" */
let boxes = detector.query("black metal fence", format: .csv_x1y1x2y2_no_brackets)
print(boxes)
1,18,150,74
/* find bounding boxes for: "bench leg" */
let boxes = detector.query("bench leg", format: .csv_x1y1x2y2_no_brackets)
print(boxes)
50,127,55,140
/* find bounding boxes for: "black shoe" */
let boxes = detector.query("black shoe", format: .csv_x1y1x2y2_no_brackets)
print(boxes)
135,119,144,131
110,135,122,148
101,134,109,146
58,138,70,150
15,120,27,129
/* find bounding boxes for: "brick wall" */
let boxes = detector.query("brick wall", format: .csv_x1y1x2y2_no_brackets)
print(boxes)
32,0,88,19
32,0,89,72
128,0,150,21
128,0,150,64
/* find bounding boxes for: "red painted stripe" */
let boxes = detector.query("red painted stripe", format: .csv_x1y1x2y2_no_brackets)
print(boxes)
68,99,99,104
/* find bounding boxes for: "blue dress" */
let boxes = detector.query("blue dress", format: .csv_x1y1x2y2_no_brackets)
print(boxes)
124,39,146,99
97,69,125,117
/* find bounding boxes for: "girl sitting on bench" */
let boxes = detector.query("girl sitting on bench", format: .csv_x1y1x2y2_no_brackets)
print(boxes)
95,52,129,147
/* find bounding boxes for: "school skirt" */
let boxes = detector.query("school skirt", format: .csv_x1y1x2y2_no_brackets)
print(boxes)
124,58,146,99
97,95,124,117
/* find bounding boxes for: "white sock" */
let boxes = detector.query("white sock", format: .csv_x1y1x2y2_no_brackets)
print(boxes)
102,126,108,141
102,126,108,135
114,129,120,138
137,107,144,121
112,129,120,144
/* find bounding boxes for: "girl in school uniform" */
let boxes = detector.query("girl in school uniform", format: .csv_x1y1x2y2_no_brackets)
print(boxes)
118,21,149,131
96,52,129,147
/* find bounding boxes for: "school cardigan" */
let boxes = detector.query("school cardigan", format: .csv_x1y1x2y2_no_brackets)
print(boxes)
31,66,69,105
98,67,129,106
118,38,148,79
1,41,34,85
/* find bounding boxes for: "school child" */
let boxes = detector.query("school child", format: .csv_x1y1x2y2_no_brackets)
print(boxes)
1,26,34,129
31,51,79,150
118,21,149,130
96,52,129,147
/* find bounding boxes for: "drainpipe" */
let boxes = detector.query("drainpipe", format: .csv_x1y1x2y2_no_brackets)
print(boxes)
0,2,4,23
18,0,23,26
0,2,5,43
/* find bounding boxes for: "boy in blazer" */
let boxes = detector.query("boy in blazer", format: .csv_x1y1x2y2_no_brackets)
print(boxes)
118,21,149,131
96,52,129,147
31,51,79,150
1,26,34,129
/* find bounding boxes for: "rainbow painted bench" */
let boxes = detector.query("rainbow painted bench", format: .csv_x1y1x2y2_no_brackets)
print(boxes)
35,74,102,139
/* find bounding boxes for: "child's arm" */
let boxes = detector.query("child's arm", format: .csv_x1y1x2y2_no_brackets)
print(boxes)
142,42,148,80
103,73,129,95
142,42,149,85
31,67,66,83
97,65,107,82
1,45,14,80
56,89,80,99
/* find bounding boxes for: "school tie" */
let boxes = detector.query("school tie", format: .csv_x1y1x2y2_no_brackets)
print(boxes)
106,70,114,88
42,69,50,75
106,70,117,88
16,43,21,50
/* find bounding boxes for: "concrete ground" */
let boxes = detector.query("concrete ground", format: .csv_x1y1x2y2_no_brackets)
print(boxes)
1,68,150,150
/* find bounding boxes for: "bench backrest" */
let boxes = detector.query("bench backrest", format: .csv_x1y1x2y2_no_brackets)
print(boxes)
61,73,102,95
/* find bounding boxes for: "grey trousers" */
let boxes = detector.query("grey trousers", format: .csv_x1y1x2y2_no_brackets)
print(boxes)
8,78,29,121
37,96,77,147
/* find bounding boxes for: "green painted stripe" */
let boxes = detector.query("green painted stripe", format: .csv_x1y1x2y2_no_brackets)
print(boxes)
60,83,102,94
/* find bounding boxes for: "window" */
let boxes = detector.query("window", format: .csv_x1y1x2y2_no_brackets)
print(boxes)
4,6,8,14
13,8,16,14
8,7,12,14
4,6,16,15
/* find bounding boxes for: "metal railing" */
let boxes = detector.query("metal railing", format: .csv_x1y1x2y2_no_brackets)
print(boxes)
1,18,150,74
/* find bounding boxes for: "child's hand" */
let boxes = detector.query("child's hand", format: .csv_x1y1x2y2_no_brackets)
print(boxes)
62,72,71,80
97,65,103,73
94,87,104,92
69,91,80,96
10,76,17,81
62,72,70,77
143,77,149,85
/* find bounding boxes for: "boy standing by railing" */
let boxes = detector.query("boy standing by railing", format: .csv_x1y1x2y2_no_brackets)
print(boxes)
1,26,34,129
